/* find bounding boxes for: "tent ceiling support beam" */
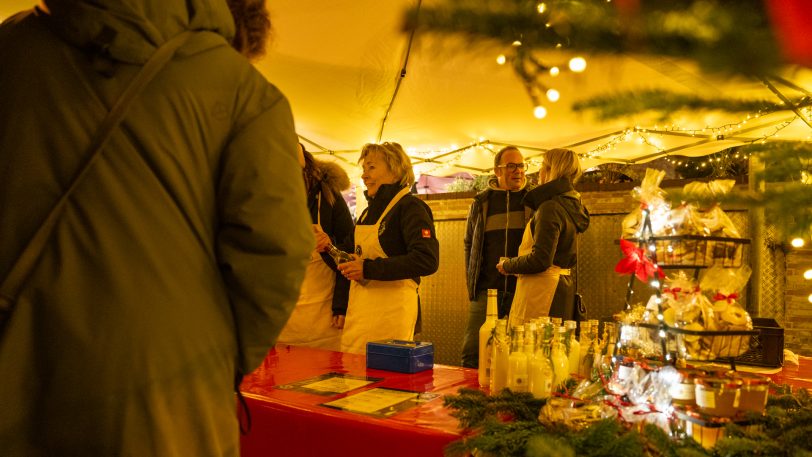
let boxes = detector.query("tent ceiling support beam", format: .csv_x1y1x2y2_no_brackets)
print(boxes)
376,0,421,142
762,78,812,130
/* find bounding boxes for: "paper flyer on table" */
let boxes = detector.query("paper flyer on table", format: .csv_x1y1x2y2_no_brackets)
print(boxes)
322,388,439,418
274,372,383,396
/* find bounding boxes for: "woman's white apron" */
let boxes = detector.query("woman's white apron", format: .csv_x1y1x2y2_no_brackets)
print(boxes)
278,194,342,350
508,220,570,328
340,187,418,354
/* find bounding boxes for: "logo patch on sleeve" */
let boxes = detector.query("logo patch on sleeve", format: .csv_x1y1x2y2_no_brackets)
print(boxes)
421,228,431,238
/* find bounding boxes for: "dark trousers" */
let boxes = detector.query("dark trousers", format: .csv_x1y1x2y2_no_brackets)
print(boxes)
460,289,514,368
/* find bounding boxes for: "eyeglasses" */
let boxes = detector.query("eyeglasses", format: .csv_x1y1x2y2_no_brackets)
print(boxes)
496,162,526,172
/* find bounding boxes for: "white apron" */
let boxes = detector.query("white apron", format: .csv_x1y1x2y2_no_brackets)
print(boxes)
278,194,342,350
508,220,571,328
340,187,418,354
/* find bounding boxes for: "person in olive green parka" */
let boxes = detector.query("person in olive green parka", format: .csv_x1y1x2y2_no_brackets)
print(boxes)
0,0,312,455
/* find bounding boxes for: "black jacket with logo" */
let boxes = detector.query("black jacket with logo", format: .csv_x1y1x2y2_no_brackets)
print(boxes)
354,183,439,284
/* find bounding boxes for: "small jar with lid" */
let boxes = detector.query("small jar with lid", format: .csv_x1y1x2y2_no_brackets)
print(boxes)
669,368,705,406
694,377,742,417
726,371,770,414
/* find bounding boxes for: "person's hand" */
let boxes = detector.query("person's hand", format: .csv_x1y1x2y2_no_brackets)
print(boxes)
312,224,331,252
496,258,508,275
337,255,365,282
331,314,345,329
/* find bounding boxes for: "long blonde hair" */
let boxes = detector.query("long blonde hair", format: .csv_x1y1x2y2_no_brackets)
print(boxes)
541,148,582,184
358,142,415,187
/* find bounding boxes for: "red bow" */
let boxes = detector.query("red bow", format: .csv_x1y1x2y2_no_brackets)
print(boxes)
713,292,739,303
663,287,682,299
615,239,664,283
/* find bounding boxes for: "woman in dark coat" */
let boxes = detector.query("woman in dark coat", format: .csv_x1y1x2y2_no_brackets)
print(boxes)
498,148,590,324
278,146,354,349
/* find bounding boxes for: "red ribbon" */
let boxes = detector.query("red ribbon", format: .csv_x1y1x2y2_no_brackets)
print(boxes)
713,292,739,303
662,286,682,299
614,239,664,283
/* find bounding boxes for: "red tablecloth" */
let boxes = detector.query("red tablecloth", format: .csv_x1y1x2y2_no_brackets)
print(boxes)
239,346,811,457
239,345,478,457
767,355,812,388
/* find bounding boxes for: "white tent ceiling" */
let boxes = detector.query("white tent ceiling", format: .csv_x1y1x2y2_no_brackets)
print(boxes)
4,0,811,181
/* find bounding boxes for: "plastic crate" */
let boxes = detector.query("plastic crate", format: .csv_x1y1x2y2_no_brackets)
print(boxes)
734,317,784,368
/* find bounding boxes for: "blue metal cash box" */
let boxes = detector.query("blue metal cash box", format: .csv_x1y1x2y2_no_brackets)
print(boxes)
366,340,434,373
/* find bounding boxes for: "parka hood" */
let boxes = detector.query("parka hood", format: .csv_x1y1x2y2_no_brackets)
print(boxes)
524,177,590,233
43,0,235,63
313,159,350,205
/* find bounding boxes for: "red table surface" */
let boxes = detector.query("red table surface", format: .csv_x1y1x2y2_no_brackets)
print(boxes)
239,346,811,457
239,345,478,457
766,356,812,389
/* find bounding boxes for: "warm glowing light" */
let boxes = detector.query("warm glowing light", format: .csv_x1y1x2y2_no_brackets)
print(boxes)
809,293,812,304
804,269,812,280
512,40,522,47
533,106,548,119
791,238,805,248
496,54,506,65
549,66,560,76
537,2,547,13
546,89,560,102
568,57,587,72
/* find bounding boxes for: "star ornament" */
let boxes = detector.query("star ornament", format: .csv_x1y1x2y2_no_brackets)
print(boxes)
615,239,664,283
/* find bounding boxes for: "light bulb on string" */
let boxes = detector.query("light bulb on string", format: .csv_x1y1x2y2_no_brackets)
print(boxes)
546,88,560,102
791,238,805,248
568,57,587,72
537,2,547,13
549,66,560,76
496,54,506,65
803,269,812,280
533,105,548,119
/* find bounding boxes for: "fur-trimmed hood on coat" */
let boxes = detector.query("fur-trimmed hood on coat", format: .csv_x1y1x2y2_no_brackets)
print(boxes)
313,159,350,205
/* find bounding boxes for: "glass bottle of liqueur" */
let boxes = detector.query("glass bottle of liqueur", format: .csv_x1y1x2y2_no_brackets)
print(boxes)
523,322,537,355
564,320,580,376
478,290,499,388
490,319,509,394
550,326,570,389
528,322,553,399
577,319,591,377
579,320,599,378
507,325,529,392
326,243,369,285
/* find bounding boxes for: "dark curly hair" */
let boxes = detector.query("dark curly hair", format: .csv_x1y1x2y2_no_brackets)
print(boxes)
226,0,272,61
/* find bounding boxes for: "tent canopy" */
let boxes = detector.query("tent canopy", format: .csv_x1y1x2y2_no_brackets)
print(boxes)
259,0,811,180
4,0,810,181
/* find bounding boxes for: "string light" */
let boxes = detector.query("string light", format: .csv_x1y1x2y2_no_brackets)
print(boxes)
549,66,560,76
496,54,506,65
546,88,560,102
803,269,812,280
537,2,547,13
791,238,805,248
533,106,548,119
568,57,587,72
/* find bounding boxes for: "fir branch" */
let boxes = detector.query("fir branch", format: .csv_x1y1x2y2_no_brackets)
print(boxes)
408,0,786,77
571,90,806,121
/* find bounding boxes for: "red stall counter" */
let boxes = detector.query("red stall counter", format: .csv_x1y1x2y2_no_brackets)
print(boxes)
239,345,479,457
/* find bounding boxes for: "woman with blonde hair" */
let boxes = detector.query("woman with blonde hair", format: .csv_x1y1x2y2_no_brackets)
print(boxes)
337,142,439,354
497,148,590,325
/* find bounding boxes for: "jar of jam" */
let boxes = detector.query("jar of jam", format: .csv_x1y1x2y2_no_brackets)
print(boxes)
726,371,770,414
669,368,705,406
695,377,742,417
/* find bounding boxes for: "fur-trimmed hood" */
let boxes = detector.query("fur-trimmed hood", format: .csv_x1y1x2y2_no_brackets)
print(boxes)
314,159,350,204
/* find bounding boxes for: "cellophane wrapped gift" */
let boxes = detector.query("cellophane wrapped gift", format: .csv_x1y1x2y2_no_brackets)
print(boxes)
699,266,753,357
673,275,720,360
678,180,742,266
621,168,670,238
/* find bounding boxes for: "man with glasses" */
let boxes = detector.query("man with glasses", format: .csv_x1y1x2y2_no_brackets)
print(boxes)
461,146,532,368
